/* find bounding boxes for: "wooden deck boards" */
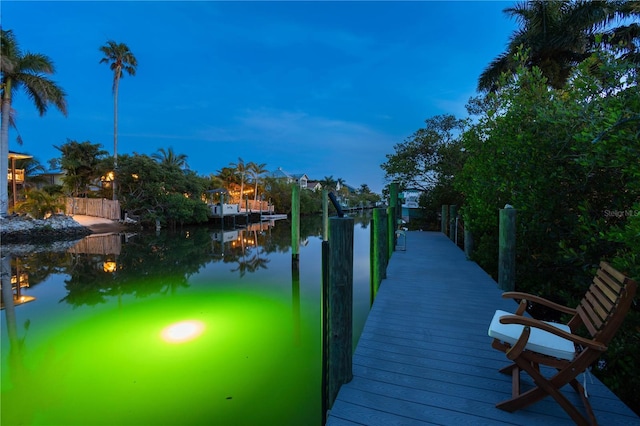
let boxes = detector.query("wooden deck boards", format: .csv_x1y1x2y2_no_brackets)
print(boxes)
326,231,639,425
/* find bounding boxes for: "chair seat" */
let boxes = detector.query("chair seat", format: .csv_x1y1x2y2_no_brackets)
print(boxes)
488,310,575,360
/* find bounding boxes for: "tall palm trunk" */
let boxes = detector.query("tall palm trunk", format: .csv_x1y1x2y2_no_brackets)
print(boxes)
112,74,119,201
1,81,12,217
240,176,244,205
254,180,259,202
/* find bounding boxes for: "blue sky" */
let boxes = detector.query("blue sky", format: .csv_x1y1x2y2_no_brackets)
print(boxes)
3,1,517,193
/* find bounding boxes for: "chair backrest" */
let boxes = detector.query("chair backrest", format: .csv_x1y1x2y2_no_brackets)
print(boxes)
570,261,637,344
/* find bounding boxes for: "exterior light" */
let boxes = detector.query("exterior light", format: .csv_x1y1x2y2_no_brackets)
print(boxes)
103,261,117,273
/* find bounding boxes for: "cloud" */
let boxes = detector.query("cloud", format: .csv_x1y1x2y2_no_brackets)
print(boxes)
228,108,395,191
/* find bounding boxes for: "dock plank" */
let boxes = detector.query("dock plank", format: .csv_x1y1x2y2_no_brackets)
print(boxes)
326,231,639,425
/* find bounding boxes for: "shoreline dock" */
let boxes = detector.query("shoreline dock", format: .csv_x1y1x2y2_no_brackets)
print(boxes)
326,231,638,425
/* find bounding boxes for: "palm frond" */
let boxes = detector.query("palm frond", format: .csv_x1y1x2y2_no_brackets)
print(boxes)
18,52,55,74
478,52,513,92
18,73,68,116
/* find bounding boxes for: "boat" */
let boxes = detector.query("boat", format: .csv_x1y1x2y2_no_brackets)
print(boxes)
261,214,288,221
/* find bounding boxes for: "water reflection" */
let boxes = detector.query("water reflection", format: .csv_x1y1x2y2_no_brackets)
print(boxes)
1,213,372,426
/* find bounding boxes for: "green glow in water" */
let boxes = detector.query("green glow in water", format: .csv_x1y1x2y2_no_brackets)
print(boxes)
2,289,321,426
2,219,372,425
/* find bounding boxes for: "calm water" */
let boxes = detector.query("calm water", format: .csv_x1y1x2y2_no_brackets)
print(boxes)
1,215,373,426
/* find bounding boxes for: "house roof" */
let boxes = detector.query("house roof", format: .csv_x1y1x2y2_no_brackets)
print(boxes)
271,167,292,179
8,151,33,160
37,169,64,176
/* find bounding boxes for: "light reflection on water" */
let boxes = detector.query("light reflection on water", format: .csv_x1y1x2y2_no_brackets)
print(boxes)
1,215,372,426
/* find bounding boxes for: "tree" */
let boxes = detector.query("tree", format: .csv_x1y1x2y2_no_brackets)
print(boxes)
458,49,640,412
55,139,109,197
248,161,268,202
152,147,188,169
13,187,64,219
381,114,466,192
99,40,137,200
353,184,381,209
478,1,639,92
358,184,371,194
320,175,336,191
216,166,240,189
229,157,248,203
116,152,209,227
1,29,67,216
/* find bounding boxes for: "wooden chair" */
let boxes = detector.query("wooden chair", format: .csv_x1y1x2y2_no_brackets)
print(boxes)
487,261,637,425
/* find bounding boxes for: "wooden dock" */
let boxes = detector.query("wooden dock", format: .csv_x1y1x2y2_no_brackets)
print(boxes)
326,231,639,425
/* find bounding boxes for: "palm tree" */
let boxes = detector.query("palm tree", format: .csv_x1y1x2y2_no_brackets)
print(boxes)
217,166,239,186
320,175,337,192
230,157,248,203
152,147,188,169
1,29,67,216
248,161,268,202
99,40,137,200
358,183,371,194
478,1,638,92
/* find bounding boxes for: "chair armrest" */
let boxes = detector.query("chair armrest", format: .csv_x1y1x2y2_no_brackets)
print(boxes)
502,291,577,315
499,315,606,352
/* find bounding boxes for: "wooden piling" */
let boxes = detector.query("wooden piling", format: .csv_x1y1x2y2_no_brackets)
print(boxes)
441,205,449,235
389,183,399,219
387,207,396,259
370,208,388,299
449,205,457,242
464,228,474,260
498,206,516,291
388,183,399,256
370,220,376,305
326,216,354,408
322,189,329,241
321,240,330,423
291,184,300,266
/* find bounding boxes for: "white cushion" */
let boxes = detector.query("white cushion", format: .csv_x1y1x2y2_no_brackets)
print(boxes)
488,310,575,361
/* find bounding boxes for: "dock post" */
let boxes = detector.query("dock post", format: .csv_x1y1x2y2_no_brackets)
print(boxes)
388,183,399,256
441,205,449,235
464,228,474,260
499,206,516,291
291,184,300,268
370,220,375,305
321,240,330,423
387,205,395,259
449,205,457,243
389,182,399,220
322,189,329,241
326,215,354,408
370,208,387,300
380,209,388,278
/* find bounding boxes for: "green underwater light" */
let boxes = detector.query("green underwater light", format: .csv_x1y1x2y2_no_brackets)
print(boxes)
161,320,205,344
